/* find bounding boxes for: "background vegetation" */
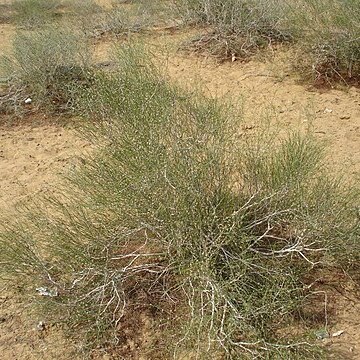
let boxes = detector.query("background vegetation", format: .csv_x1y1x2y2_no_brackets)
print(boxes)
12,0,62,29
176,0,294,59
0,26,92,114
176,0,360,85
292,0,360,85
1,0,359,86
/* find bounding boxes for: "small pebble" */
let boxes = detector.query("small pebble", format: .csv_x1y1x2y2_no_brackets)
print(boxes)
315,329,329,340
36,321,45,331
332,330,344,337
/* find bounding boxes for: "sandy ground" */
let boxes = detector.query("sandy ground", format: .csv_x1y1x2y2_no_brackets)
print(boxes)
0,120,91,210
165,51,360,178
0,118,92,360
165,33,359,177
93,32,360,177
1,10,360,360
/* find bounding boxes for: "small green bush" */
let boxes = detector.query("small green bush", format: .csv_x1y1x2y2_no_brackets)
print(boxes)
177,0,293,59
0,26,92,113
63,0,103,15
74,0,172,38
96,6,151,36
292,0,360,85
177,0,360,84
62,0,105,37
12,0,62,29
0,45,358,358
0,4,14,24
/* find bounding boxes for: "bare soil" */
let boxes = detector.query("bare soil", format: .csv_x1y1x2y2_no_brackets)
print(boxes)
0,120,89,359
0,5,359,359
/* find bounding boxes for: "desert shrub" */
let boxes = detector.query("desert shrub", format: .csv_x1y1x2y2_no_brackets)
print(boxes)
0,26,92,114
62,0,105,37
66,0,173,38
63,0,103,15
95,5,151,36
12,0,62,29
176,0,293,60
292,0,360,85
177,0,360,84
0,45,359,358
0,4,14,24
0,79,26,117
96,1,173,37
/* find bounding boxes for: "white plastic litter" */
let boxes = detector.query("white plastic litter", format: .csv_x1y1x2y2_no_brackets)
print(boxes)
24,97,32,104
36,321,45,331
315,329,329,340
36,287,58,297
332,330,345,337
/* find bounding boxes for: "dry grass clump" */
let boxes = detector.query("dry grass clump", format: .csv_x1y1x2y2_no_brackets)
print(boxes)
292,0,360,86
61,0,106,37
177,0,360,85
66,0,175,38
63,0,103,15
93,5,153,36
0,4,15,24
176,0,293,60
0,26,92,115
12,0,63,29
0,45,359,358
